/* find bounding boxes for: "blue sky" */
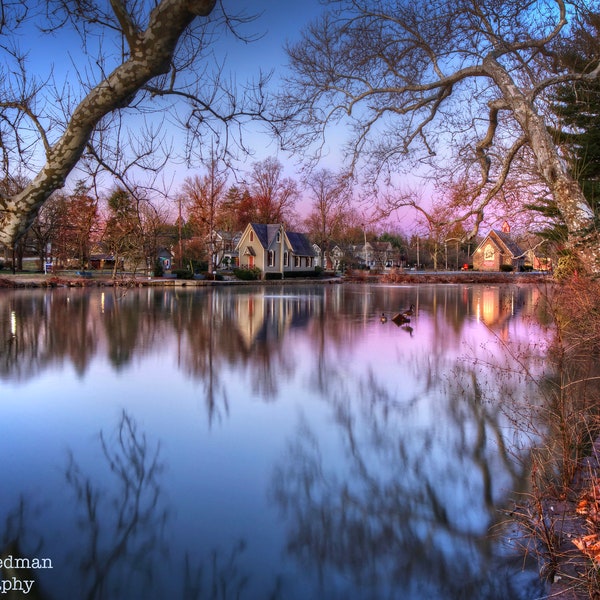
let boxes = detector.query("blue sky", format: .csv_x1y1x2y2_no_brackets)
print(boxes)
213,1,338,169
227,1,324,71
13,1,378,222
22,0,330,177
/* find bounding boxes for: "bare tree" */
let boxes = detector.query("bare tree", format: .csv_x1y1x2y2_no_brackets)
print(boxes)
0,1,269,248
303,169,352,268
181,156,228,274
278,0,600,274
247,157,300,225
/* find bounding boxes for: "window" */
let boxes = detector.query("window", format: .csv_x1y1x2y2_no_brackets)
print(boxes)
283,252,289,267
268,250,275,267
250,231,254,242
276,231,281,243
294,256,300,268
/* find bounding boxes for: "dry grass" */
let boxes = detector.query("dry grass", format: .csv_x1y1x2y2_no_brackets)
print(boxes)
509,276,600,598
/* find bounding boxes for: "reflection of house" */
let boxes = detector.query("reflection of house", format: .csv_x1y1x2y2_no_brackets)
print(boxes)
235,223,316,278
234,289,318,348
472,222,524,271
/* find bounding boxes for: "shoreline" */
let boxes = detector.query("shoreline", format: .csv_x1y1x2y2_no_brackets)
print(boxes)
0,270,553,288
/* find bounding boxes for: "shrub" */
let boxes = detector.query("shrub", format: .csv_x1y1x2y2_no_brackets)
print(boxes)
554,252,582,281
233,266,261,280
172,268,193,280
500,264,514,272
191,260,208,273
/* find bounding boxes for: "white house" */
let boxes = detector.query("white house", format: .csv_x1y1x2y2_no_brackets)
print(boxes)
235,223,316,278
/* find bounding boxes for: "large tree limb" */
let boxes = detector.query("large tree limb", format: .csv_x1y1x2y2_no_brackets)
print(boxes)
0,0,216,247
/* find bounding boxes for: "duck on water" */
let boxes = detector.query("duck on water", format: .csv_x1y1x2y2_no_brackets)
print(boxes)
391,304,414,325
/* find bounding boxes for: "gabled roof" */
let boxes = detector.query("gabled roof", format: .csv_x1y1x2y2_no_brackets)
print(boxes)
368,241,393,251
286,231,316,257
250,223,282,249
490,229,524,258
245,223,315,256
214,230,242,243
475,229,524,258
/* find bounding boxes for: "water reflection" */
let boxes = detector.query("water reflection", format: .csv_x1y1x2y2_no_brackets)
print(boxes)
271,350,544,598
0,285,547,383
0,284,551,598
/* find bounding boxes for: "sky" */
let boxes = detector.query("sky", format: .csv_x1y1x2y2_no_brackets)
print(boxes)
12,0,416,229
20,1,340,195
211,0,338,167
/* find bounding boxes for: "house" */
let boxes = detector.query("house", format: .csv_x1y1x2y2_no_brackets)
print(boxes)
235,223,316,278
359,241,398,269
472,222,525,271
156,248,173,271
526,251,553,272
312,242,345,271
211,230,241,269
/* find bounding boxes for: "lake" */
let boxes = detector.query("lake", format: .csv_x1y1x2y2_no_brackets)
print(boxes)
0,283,552,599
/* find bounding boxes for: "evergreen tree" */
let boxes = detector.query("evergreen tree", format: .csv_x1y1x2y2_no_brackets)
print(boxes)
550,13,600,212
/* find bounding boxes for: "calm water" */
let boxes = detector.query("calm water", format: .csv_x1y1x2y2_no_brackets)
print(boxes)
0,283,552,599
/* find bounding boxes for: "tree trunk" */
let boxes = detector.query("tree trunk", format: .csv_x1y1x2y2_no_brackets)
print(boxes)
484,56,600,274
0,0,216,247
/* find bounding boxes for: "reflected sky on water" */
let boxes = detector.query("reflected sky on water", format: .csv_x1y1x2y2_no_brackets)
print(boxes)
0,283,552,599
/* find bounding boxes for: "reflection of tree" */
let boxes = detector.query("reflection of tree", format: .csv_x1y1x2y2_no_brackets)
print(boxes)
65,411,167,599
271,366,543,599
0,411,265,599
0,495,44,556
0,290,97,380
176,291,230,426
101,292,143,369
181,540,260,600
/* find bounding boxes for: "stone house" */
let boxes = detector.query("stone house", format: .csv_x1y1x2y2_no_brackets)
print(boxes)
472,222,525,271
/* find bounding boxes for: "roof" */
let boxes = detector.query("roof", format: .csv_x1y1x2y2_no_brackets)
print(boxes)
475,229,524,258
247,223,315,256
491,229,524,257
368,241,393,252
286,231,316,257
250,223,282,249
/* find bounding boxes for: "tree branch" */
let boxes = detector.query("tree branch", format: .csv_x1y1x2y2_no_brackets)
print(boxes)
0,0,217,246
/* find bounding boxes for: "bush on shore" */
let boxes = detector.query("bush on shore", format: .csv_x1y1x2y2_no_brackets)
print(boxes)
233,266,262,280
